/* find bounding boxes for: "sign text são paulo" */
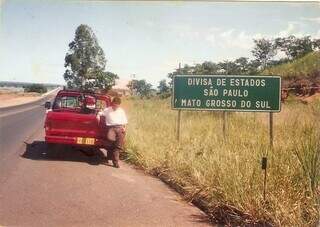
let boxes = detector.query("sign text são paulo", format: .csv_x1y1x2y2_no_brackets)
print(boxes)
172,75,281,112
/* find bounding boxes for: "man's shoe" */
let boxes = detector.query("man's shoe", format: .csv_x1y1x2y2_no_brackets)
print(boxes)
113,162,120,168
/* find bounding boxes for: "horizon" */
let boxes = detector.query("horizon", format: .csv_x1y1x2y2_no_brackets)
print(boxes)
0,1,319,87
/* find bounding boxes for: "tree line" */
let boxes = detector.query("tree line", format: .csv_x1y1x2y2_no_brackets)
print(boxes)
129,35,320,98
61,25,319,98
167,35,320,78
141,35,319,98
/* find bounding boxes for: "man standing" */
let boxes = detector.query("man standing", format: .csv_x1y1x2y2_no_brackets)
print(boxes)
98,97,127,168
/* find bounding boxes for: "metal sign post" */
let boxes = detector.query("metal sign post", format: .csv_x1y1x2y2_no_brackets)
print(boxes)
262,112,273,201
176,63,182,142
261,156,268,201
177,109,181,141
222,111,226,141
269,112,273,148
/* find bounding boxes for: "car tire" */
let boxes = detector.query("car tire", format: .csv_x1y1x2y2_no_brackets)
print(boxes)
80,147,97,156
46,142,55,151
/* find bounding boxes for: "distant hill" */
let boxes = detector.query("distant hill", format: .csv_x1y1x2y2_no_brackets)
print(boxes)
263,51,320,79
0,81,62,88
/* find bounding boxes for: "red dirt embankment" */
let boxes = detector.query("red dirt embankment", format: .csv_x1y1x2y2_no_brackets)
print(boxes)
281,71,320,102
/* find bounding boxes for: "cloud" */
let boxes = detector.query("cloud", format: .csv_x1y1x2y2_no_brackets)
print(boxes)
220,29,234,38
301,17,320,24
169,24,200,40
205,29,263,50
277,21,307,37
278,22,295,37
172,24,265,51
171,21,318,62
205,21,318,51
145,21,155,27
203,20,317,55
205,33,215,43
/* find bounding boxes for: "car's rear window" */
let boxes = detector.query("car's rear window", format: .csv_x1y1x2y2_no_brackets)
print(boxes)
53,96,82,110
52,94,108,112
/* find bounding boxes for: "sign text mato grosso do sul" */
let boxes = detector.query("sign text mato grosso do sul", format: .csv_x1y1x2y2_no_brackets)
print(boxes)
172,75,281,112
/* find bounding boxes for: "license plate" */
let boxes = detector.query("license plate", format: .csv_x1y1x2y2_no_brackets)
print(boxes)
76,137,95,145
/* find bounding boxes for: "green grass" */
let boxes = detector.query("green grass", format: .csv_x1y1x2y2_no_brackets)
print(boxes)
123,98,320,226
263,51,320,79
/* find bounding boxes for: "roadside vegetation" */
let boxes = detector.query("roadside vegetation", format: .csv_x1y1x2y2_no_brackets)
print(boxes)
0,81,59,94
264,51,320,98
263,51,320,79
54,24,320,225
23,83,47,93
122,41,320,226
123,97,320,226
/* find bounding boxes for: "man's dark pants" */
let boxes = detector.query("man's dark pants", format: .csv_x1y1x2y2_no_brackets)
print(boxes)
106,126,125,167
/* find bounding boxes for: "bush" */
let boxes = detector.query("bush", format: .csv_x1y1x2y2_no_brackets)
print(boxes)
23,84,47,93
158,92,171,99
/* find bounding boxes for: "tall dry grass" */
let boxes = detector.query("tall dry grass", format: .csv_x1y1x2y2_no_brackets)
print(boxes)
123,97,320,226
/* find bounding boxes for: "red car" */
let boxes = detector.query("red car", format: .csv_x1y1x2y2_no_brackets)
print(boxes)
44,89,111,152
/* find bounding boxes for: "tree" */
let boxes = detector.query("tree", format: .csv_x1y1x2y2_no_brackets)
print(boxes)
137,80,152,98
157,79,170,98
157,79,170,94
312,38,320,50
247,59,260,75
167,65,183,88
63,24,118,90
201,61,220,74
252,38,276,69
218,60,238,75
127,79,153,98
127,79,138,95
274,35,313,59
234,57,249,74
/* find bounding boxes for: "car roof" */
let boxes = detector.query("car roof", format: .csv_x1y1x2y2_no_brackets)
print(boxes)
58,89,96,95
56,89,111,99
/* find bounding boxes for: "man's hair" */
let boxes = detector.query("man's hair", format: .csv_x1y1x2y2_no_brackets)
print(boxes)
112,96,121,105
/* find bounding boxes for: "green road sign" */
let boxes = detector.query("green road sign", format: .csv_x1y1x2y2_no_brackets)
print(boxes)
172,75,281,112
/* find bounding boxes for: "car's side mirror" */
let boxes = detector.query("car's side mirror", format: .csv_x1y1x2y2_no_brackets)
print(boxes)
45,101,51,109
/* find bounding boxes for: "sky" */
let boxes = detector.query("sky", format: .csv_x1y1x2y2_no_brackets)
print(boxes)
0,1,319,87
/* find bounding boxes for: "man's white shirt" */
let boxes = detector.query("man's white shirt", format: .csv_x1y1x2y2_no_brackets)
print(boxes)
98,107,128,126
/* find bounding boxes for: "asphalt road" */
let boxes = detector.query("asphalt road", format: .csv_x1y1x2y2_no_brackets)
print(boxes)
0,99,211,226
0,92,57,182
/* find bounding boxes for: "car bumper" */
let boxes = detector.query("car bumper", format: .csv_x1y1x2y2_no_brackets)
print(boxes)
45,135,105,147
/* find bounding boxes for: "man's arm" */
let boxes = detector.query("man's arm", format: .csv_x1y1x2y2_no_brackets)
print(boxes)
96,109,105,122
121,108,128,132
